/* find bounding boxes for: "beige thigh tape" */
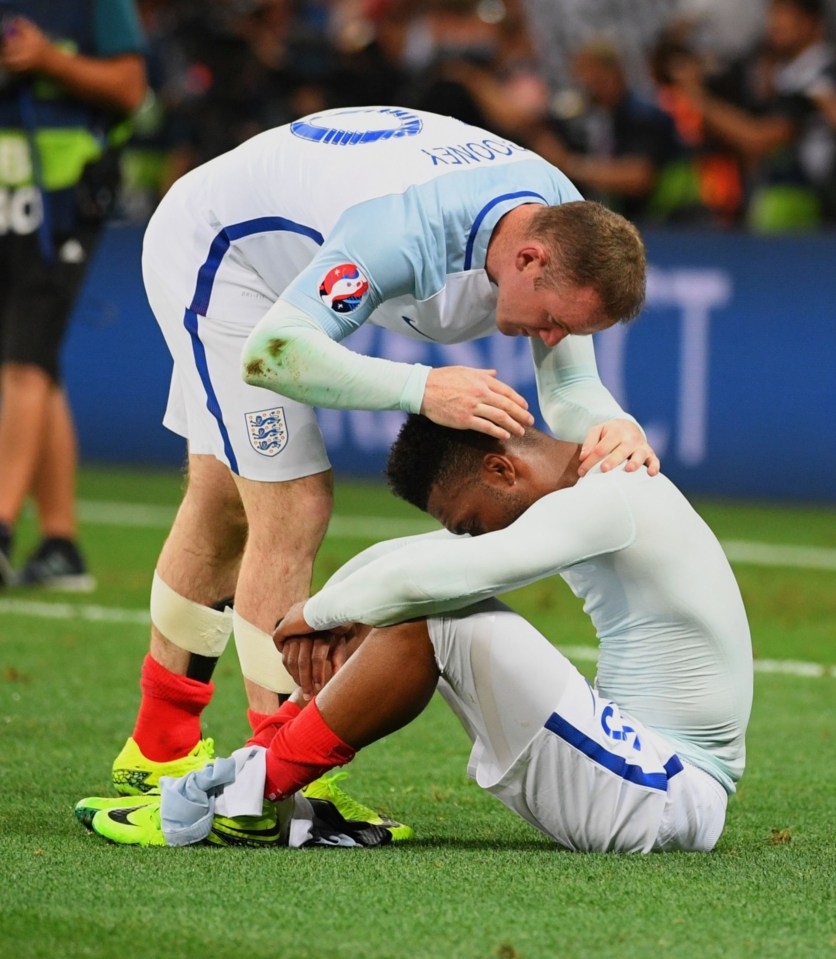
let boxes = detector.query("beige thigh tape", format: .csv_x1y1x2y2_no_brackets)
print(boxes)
150,571,234,658
232,610,295,694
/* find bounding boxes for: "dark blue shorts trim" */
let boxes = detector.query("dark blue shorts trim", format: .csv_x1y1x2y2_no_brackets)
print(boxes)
183,217,324,473
545,711,681,792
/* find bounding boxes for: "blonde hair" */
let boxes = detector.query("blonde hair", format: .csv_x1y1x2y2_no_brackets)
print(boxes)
529,201,646,323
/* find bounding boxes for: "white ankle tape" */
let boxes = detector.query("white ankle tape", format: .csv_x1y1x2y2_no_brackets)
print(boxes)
232,610,295,694
150,571,233,658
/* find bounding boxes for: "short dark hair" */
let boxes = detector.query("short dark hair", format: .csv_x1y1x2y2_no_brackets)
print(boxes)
385,415,500,511
530,201,646,323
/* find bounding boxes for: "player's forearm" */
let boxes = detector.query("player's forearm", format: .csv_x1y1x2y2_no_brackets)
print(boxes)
304,540,513,630
318,530,454,589
304,488,633,629
531,338,640,439
241,301,430,412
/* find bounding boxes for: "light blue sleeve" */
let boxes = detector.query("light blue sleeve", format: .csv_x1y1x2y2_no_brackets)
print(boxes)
530,336,640,441
241,300,430,412
278,190,435,341
278,159,584,341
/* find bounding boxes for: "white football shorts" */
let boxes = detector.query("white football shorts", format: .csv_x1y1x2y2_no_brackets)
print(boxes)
143,264,330,482
429,600,728,853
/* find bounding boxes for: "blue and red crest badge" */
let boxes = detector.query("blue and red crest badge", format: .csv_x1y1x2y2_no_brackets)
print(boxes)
245,407,287,457
319,263,369,313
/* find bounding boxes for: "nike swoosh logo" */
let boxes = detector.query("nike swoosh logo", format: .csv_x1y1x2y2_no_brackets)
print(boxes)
108,806,149,824
400,315,435,340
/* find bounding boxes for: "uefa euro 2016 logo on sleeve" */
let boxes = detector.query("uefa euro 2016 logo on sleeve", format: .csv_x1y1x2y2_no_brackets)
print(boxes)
245,408,288,457
319,263,369,313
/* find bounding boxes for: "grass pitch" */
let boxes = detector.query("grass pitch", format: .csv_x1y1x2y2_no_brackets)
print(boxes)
1,467,834,959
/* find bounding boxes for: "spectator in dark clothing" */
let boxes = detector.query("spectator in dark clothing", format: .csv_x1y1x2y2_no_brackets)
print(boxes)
0,0,146,589
411,0,549,138
650,33,745,226
524,42,683,223
671,0,836,230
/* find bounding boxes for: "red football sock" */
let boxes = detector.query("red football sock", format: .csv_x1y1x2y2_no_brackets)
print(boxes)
264,699,355,801
246,700,303,749
132,654,214,762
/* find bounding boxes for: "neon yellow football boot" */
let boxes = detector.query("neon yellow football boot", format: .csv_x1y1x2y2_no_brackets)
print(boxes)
91,800,167,846
111,736,215,795
87,796,289,848
75,791,161,830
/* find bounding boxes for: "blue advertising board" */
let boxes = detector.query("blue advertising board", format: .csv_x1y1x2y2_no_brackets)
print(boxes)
63,224,836,502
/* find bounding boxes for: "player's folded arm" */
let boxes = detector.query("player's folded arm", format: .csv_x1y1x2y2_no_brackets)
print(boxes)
304,484,636,630
318,530,459,590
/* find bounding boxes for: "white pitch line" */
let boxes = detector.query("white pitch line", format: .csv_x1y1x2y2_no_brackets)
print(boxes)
76,500,435,537
0,598,150,625
720,540,836,571
77,500,175,528
555,646,833,679
0,600,832,679
75,499,836,572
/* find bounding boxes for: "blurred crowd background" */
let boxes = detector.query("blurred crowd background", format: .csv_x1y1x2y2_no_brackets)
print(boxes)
120,0,836,233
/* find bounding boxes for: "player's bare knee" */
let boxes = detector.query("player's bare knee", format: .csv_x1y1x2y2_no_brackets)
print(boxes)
177,473,247,558
279,472,334,531
301,488,333,537
183,453,243,509
243,487,332,561
369,621,438,685
374,619,431,648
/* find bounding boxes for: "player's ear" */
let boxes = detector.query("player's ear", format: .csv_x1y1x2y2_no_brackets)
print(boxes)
515,241,548,273
482,453,516,486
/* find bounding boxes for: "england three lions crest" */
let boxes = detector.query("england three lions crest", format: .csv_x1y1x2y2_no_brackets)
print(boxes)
245,407,288,457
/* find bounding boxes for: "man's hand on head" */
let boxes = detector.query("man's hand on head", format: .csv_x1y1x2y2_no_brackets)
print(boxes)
422,366,534,440
579,419,660,477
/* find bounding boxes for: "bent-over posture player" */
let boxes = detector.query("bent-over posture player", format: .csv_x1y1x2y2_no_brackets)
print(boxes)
109,105,658,836
81,415,751,853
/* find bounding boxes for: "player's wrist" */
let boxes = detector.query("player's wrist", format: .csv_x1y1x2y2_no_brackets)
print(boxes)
399,363,431,413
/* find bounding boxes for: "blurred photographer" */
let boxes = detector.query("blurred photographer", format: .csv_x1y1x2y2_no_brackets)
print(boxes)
0,1,145,588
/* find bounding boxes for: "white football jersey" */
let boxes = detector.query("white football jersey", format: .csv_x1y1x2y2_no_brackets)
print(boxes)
304,467,754,794
143,106,582,343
